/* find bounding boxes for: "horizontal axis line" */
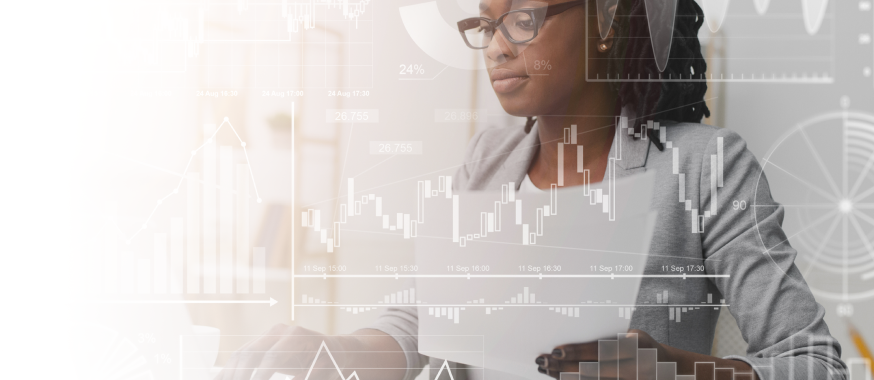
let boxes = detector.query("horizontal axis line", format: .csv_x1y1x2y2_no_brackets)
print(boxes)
294,274,729,278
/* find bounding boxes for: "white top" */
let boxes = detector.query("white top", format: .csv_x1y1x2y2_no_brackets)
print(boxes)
518,174,545,192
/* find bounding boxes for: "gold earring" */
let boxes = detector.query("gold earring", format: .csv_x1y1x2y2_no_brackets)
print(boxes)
598,43,609,52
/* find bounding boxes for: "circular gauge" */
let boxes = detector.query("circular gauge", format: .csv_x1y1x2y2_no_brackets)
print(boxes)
755,101,874,301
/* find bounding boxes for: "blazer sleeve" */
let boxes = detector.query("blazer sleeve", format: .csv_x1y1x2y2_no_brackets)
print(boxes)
699,128,847,379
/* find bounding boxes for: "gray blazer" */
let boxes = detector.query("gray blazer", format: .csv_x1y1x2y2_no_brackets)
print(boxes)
371,122,846,380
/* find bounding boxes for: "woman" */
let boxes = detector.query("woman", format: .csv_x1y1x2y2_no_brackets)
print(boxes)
217,1,846,379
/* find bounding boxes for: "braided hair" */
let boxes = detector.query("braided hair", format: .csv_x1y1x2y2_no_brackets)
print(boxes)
608,0,710,126
524,0,710,133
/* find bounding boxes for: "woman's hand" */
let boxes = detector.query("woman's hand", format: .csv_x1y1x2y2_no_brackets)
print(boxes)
535,329,757,380
216,324,357,380
535,329,671,379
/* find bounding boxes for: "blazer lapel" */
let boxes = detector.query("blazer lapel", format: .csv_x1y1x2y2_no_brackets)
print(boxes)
610,117,651,179
484,125,541,190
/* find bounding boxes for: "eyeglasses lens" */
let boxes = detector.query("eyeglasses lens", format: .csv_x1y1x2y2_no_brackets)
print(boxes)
502,11,535,42
463,19,494,49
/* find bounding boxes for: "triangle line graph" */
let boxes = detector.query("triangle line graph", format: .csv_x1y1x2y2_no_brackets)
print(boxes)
433,359,455,380
304,341,361,380
301,341,455,380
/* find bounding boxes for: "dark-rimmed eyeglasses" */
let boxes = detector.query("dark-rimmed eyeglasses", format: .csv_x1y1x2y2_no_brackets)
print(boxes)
457,0,588,49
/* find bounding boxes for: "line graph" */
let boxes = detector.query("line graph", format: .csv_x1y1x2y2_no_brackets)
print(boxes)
701,0,831,34
303,341,361,380
433,359,457,380
193,339,461,380
300,120,633,254
300,116,726,257
586,0,836,83
117,117,263,245
101,114,282,297
108,0,374,87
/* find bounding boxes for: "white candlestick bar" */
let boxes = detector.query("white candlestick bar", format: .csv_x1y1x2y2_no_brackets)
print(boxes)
509,182,515,202
717,137,724,187
347,178,354,216
445,176,453,198
557,143,564,186
550,184,557,215
480,212,487,237
494,201,502,231
577,145,584,173
522,224,529,245
710,155,718,216
417,181,424,223
376,197,382,216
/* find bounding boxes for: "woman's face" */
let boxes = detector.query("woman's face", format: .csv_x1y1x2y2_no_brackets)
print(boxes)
480,0,607,117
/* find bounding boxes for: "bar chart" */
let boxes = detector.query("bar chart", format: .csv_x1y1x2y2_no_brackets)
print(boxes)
557,333,758,380
102,119,269,296
294,280,729,325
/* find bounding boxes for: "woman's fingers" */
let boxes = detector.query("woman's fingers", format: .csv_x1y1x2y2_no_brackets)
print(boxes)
550,342,599,361
536,354,595,374
536,356,637,380
550,340,641,362
535,331,662,379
